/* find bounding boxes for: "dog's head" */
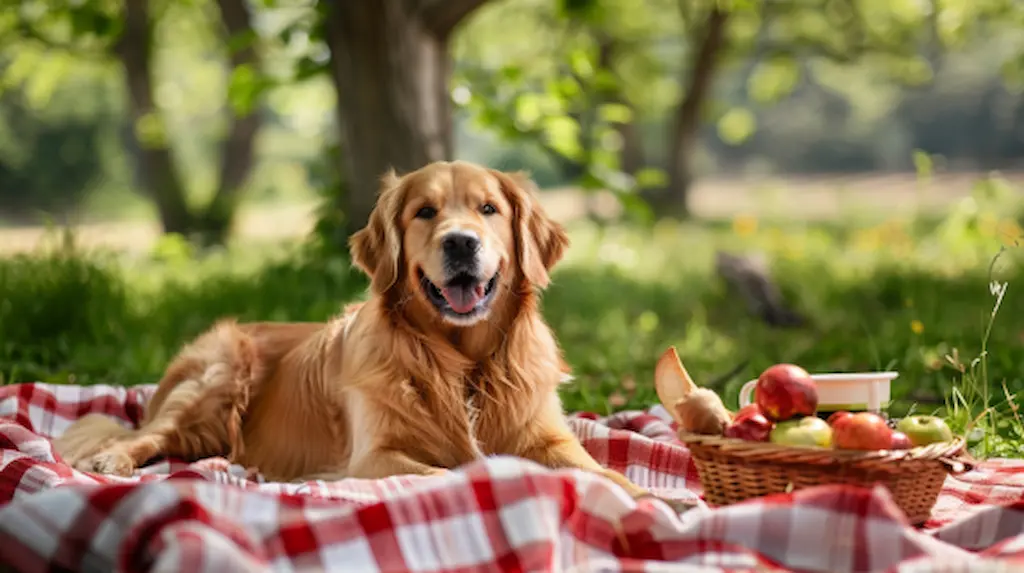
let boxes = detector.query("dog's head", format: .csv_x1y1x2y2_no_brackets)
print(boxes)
349,161,569,326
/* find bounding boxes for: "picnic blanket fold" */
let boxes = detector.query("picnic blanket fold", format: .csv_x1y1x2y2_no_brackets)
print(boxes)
1,382,1023,573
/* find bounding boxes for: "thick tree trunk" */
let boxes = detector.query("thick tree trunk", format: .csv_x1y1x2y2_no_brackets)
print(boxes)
322,0,488,238
324,3,450,238
117,0,192,235
643,8,729,218
198,0,262,245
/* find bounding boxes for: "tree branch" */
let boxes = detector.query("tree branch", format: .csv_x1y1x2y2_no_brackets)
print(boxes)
675,7,728,143
643,6,729,215
202,0,263,243
415,0,491,38
217,0,258,67
116,0,193,234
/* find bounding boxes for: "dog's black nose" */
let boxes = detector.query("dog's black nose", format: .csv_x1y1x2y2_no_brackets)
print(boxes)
442,232,480,262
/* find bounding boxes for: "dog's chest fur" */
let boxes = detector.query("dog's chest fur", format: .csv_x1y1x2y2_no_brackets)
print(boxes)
356,298,566,470
461,366,534,453
388,361,545,467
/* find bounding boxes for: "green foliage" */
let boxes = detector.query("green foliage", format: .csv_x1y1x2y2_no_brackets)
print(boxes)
0,0,123,56
2,0,1024,232
0,101,104,217
455,0,1024,220
942,248,1017,459
0,53,122,219
748,56,802,104
0,0,332,226
0,236,367,385
454,0,675,221
0,236,130,382
226,63,268,116
716,107,756,145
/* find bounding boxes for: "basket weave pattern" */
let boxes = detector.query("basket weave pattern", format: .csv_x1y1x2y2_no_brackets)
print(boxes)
680,433,971,525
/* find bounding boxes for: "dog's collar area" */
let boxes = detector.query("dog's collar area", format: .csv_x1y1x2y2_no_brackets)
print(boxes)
418,269,499,321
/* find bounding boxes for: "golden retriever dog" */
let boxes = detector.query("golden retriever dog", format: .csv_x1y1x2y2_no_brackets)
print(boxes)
54,161,646,498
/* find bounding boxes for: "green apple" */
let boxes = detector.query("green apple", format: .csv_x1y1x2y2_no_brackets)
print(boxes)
896,415,954,446
769,416,833,448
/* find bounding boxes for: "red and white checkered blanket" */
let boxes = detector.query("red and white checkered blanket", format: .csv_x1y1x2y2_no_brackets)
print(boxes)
0,383,1022,572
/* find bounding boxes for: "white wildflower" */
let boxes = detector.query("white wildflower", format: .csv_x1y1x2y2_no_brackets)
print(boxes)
988,281,1008,319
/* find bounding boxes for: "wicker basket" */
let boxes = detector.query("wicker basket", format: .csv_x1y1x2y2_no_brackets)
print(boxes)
679,432,974,525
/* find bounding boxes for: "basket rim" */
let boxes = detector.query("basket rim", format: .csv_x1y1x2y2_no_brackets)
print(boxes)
678,432,967,465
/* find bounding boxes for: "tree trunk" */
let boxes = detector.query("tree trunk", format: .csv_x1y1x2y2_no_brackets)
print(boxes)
596,37,646,177
322,0,489,238
616,109,646,176
643,8,729,218
117,0,192,235
198,0,262,245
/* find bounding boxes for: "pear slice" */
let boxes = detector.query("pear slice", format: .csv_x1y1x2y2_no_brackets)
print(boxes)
655,347,696,418
654,346,733,435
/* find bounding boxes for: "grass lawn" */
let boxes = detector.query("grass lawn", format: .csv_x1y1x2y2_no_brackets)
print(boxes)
2,183,1022,458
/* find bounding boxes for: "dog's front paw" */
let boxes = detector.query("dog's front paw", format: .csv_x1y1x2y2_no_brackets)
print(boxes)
75,450,135,477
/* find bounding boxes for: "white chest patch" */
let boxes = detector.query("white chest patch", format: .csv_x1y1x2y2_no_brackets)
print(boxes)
465,394,485,458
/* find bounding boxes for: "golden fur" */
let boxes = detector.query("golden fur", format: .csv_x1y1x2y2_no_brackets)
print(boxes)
53,161,646,497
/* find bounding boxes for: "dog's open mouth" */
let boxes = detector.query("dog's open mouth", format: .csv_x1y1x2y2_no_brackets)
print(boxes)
419,269,499,317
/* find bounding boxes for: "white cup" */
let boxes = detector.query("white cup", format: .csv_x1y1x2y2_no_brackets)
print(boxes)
738,372,899,414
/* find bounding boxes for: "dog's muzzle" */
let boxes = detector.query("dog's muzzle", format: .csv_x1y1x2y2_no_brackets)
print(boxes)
420,231,498,318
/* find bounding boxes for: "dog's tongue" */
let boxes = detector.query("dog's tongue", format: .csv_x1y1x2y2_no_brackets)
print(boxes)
442,283,486,314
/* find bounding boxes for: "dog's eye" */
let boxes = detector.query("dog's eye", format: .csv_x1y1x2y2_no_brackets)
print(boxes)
480,203,497,216
415,206,437,220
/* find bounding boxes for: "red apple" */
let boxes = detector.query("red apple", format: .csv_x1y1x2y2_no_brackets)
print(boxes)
734,404,763,421
827,411,854,428
755,364,819,421
890,431,913,450
724,409,774,442
832,412,893,451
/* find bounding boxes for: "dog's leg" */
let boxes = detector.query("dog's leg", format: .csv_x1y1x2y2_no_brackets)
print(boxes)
69,322,258,477
53,414,135,470
345,450,449,480
72,378,210,476
75,365,249,476
77,430,168,477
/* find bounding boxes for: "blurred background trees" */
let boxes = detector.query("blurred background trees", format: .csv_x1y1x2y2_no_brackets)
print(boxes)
1,0,1022,243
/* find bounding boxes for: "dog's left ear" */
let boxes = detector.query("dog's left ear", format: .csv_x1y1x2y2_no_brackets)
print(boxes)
349,170,405,293
491,169,570,289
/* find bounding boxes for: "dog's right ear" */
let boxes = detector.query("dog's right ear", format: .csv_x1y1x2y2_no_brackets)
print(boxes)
349,170,404,293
